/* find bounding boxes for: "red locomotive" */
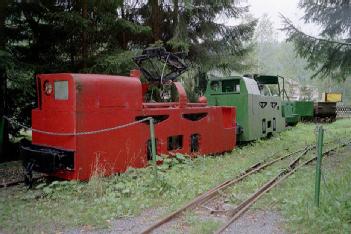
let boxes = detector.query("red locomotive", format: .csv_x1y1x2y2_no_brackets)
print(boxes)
21,48,236,181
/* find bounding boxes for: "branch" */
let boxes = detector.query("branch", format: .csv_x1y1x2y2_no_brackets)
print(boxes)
280,14,351,46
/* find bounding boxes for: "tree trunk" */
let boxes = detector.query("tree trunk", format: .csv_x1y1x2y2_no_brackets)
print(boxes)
81,0,88,69
121,3,128,49
0,0,9,162
0,66,6,161
173,0,178,29
150,0,161,42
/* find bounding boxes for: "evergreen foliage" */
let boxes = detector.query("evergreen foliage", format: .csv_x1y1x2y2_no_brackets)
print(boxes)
1,0,151,140
6,0,150,72
282,0,351,80
0,0,256,151
131,0,257,71
249,14,351,104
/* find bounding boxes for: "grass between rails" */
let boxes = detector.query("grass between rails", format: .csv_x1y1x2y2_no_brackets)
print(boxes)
0,119,351,233
256,143,351,234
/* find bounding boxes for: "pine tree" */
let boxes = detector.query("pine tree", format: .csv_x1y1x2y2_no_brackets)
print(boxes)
1,0,256,148
6,0,150,73
1,0,151,147
282,0,351,80
134,0,256,72
0,0,9,161
175,0,256,72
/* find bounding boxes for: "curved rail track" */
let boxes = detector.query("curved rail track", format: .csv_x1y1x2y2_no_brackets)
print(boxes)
0,148,306,190
141,147,311,233
141,140,350,234
214,141,350,233
1,139,349,233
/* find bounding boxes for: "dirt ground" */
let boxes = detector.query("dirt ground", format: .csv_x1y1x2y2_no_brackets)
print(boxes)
222,210,286,234
65,207,285,234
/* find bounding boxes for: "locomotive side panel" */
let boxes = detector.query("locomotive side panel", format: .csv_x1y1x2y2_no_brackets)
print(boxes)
141,106,236,157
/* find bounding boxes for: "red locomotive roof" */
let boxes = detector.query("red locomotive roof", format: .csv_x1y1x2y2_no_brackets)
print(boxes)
37,73,143,111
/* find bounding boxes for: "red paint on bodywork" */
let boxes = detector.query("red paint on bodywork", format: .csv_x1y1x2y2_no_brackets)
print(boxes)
32,73,236,180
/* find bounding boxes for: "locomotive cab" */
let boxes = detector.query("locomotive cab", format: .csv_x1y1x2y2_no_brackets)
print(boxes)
22,73,146,180
22,75,76,177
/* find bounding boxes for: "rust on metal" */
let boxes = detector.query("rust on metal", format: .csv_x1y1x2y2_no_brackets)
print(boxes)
140,147,311,234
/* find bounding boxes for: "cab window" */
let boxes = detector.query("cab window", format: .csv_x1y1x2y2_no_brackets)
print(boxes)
210,81,220,91
54,80,69,100
222,80,240,93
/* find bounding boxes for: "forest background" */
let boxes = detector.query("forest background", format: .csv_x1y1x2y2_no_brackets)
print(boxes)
0,0,350,160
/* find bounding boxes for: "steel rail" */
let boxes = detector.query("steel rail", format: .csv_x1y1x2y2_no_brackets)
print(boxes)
140,146,313,234
214,141,351,234
0,180,25,188
0,175,46,189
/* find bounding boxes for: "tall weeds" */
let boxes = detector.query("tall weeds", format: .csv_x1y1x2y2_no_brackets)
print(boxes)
86,154,107,198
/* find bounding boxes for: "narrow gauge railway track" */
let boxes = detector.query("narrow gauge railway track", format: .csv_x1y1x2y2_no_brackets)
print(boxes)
141,140,350,234
0,140,344,191
0,179,26,188
0,161,46,189
0,176,46,189
141,146,314,234
215,140,351,233
0,147,305,190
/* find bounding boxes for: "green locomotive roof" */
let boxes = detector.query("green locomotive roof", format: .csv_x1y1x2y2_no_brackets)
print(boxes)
253,75,279,85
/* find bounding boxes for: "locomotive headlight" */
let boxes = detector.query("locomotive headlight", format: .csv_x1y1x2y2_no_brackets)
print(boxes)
43,80,53,95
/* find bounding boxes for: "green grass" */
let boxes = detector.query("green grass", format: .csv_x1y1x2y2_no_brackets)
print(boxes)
0,119,351,233
256,141,351,234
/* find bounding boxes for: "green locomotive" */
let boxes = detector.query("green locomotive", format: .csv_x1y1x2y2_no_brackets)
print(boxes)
253,75,317,125
204,74,286,142
252,75,314,126
203,73,337,141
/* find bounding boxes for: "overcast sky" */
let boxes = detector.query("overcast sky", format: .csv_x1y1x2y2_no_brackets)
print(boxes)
245,0,320,40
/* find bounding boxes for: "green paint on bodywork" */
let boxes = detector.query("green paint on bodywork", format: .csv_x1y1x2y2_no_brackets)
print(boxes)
293,101,314,117
204,76,286,142
282,100,314,125
250,74,313,125
282,101,300,126
254,75,279,84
